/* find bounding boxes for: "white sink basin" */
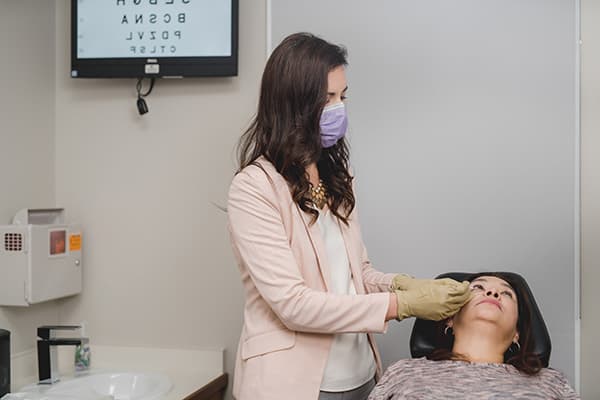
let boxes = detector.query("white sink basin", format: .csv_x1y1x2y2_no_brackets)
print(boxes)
10,371,172,400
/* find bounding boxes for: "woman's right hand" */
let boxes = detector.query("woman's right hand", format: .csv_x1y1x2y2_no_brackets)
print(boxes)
393,279,471,321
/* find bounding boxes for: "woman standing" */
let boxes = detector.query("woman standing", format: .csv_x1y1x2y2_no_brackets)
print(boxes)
227,32,470,400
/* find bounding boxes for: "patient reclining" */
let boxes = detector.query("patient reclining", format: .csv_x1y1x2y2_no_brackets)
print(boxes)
369,272,579,399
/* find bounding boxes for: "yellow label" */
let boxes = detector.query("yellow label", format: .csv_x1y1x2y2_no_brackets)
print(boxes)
69,233,82,251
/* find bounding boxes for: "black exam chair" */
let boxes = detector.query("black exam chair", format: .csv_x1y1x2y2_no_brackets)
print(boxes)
409,272,552,367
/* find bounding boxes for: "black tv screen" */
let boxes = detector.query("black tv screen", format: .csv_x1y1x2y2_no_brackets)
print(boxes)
71,0,238,78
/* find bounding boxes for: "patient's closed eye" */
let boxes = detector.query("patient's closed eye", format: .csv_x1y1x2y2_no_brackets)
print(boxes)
471,283,515,299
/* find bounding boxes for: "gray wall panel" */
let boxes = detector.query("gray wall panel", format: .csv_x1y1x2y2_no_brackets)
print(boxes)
272,0,577,385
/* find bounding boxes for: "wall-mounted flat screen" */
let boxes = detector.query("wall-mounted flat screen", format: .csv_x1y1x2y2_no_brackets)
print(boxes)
71,0,238,78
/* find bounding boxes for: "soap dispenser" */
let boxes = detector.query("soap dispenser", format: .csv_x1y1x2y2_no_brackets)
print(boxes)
74,322,90,375
0,329,10,397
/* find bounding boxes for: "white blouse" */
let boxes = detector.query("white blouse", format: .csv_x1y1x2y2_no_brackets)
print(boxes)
317,208,377,392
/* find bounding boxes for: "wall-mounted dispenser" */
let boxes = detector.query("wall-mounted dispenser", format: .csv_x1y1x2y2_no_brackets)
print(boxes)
0,329,9,397
0,208,82,306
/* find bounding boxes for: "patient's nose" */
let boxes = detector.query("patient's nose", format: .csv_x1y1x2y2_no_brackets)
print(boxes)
485,290,500,298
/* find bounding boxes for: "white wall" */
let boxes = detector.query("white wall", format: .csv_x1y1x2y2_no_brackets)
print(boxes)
0,0,61,354
4,1,600,397
53,1,266,399
580,0,600,397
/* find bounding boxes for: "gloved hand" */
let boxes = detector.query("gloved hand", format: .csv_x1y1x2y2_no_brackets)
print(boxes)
393,278,471,321
390,274,447,291
389,274,417,291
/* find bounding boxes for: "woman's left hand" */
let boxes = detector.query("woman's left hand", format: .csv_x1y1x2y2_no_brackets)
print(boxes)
391,274,467,293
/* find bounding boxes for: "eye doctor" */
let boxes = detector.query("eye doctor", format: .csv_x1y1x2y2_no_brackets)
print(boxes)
227,32,471,400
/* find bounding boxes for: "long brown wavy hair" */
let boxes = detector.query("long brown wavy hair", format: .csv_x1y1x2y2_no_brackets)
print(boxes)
427,272,543,375
236,32,355,224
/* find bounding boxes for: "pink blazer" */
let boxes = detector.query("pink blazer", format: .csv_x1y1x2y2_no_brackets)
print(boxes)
227,157,396,400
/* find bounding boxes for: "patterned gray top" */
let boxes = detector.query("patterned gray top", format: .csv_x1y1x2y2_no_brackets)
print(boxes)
368,358,579,400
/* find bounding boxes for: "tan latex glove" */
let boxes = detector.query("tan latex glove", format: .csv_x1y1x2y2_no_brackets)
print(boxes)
391,274,471,294
390,274,441,291
394,278,471,321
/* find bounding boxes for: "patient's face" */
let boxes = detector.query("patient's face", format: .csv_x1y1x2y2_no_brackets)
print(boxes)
451,276,519,341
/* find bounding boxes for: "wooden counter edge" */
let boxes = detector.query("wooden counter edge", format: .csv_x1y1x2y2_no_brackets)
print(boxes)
182,373,228,400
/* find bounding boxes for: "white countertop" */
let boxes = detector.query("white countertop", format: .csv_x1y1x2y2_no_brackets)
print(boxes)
10,345,224,400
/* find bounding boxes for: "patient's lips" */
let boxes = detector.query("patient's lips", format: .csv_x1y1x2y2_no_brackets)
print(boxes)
477,298,502,310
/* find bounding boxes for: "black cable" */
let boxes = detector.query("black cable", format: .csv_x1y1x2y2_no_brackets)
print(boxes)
135,77,155,115
137,77,155,97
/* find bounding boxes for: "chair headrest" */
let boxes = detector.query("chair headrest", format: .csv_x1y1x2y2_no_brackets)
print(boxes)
409,272,551,367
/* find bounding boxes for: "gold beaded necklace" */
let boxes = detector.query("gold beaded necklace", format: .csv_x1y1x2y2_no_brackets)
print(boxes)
309,180,328,209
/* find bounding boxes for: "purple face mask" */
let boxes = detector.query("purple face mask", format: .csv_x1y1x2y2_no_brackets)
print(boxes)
319,102,348,148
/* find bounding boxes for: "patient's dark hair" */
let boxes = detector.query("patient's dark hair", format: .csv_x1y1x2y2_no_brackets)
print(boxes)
427,272,543,375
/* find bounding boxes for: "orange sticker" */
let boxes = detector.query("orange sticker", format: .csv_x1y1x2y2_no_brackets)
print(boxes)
69,233,82,251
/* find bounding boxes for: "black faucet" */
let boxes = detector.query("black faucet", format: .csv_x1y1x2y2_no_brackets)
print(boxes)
37,325,88,384
0,329,9,396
